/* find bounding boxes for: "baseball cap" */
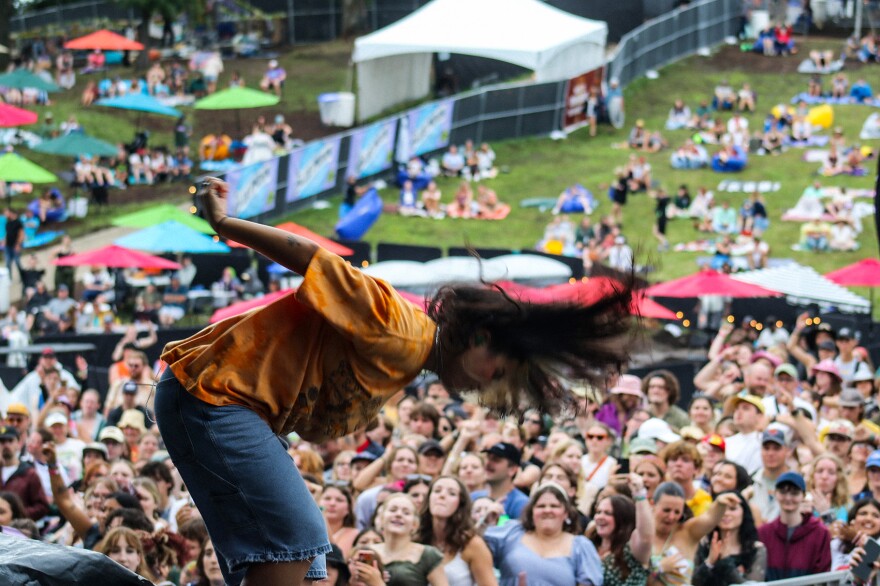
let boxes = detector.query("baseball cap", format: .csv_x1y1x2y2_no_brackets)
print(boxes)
118,409,147,433
701,433,726,452
610,374,643,397
774,364,798,379
41,347,56,357
122,381,138,394
482,442,522,464
867,450,880,469
418,439,445,457
351,451,378,464
818,340,837,352
629,437,658,455
98,426,125,444
44,412,67,428
726,393,765,415
823,419,855,440
839,388,865,408
775,471,806,492
679,425,704,442
83,442,109,460
0,425,19,440
837,327,860,341
5,402,29,417
751,350,782,368
637,418,681,444
762,427,788,447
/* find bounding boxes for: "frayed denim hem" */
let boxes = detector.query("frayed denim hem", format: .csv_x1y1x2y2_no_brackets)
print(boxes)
227,543,333,578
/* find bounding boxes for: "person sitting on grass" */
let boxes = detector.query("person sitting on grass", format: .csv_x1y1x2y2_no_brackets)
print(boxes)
666,99,692,130
850,78,874,103
800,218,832,251
714,79,736,110
737,83,756,112
398,180,420,217
476,185,510,220
445,182,474,219
421,181,443,219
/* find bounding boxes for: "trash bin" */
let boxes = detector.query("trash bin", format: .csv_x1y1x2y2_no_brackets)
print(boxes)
318,92,356,127
0,268,10,314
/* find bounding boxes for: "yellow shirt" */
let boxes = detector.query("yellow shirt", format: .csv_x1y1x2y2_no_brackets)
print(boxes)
162,248,436,442
689,488,712,517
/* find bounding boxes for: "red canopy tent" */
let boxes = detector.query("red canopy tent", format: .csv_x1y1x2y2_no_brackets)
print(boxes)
64,30,144,51
0,103,37,128
53,245,180,270
227,221,354,257
825,259,880,287
646,269,781,298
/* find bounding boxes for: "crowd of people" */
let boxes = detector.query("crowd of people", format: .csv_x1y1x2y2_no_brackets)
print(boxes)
0,291,879,585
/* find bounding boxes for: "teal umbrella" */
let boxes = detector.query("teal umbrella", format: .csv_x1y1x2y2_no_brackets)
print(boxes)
97,93,181,118
0,69,59,92
33,133,118,158
115,221,230,253
0,153,57,183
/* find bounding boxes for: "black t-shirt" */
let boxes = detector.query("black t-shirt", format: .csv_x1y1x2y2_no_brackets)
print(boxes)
5,217,22,248
344,184,357,207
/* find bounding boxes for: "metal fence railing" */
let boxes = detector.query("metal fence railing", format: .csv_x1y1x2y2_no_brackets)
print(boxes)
607,0,741,87
10,1,135,34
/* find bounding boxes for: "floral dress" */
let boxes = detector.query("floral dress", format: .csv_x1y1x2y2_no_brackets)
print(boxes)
603,544,649,586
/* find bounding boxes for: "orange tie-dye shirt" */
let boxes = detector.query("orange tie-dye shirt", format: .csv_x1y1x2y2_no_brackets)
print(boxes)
161,248,436,442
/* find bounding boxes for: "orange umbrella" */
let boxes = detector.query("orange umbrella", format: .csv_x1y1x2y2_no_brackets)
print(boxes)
64,29,144,51
227,222,354,256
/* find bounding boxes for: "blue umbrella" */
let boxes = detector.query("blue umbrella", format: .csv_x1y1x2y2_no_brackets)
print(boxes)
115,221,230,253
96,93,181,118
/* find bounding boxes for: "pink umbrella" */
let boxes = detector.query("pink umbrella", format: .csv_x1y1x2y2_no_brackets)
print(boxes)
227,221,354,257
210,289,295,323
646,269,781,298
53,245,180,270
542,277,678,319
0,103,37,128
825,259,880,287
212,287,425,323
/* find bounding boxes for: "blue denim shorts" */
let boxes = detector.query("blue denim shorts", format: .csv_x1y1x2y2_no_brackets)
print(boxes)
155,369,330,585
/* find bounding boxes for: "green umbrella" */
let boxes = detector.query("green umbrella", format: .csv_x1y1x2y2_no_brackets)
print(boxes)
33,133,119,158
111,204,215,234
0,69,59,92
0,153,57,183
194,86,280,110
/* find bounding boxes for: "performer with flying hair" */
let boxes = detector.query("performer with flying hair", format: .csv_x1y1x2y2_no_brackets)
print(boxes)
155,177,634,586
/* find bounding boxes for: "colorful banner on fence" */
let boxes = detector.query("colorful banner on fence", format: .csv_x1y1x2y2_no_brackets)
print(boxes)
348,118,397,179
406,99,454,157
285,137,342,202
225,159,279,219
562,67,604,133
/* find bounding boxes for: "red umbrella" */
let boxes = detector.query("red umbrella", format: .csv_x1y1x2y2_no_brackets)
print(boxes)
227,221,354,257
53,245,180,270
542,277,678,319
0,103,36,128
64,30,144,51
825,259,880,287
646,269,781,298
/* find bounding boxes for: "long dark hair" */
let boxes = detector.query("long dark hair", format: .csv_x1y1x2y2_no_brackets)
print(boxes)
0,491,26,521
589,495,636,579
322,485,356,528
710,460,753,498
416,476,476,555
427,280,634,413
840,498,880,554
697,491,759,572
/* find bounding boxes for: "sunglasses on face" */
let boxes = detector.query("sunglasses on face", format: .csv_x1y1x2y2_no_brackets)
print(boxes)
587,434,608,440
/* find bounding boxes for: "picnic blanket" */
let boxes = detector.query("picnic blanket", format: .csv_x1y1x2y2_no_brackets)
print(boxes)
784,135,830,147
802,149,829,163
716,180,780,193
797,59,845,74
790,92,880,107
860,112,880,140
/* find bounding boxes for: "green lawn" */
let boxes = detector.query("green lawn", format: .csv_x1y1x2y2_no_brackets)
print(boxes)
19,38,876,304
285,40,877,300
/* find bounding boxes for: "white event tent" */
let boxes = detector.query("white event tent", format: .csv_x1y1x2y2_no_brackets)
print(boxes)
352,0,608,120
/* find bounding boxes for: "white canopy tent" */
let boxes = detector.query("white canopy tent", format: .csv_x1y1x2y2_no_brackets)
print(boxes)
731,263,871,314
352,0,608,121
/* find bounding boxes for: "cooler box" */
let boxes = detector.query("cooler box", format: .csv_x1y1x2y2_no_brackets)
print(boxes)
318,92,356,127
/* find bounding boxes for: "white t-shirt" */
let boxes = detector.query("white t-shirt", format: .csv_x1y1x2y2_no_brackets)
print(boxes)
2,464,17,484
580,454,617,490
725,431,763,476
